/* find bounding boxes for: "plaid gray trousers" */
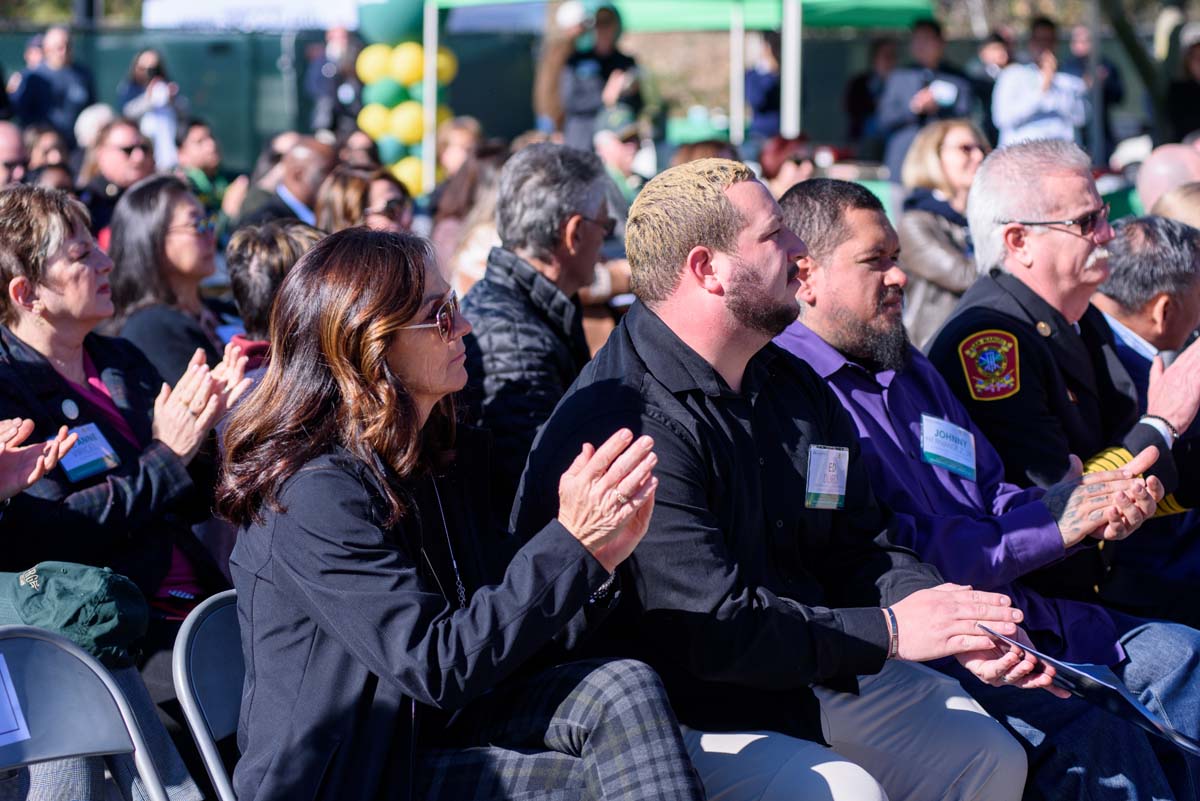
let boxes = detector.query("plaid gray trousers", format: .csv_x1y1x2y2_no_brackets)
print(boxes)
417,658,706,801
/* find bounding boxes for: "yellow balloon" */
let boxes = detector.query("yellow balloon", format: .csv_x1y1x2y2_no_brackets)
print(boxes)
356,103,392,141
390,42,424,86
391,156,424,196
436,47,458,85
355,43,393,85
436,105,453,127
389,101,425,146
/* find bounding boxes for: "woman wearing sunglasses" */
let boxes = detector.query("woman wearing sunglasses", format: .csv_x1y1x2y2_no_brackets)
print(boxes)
218,227,702,801
315,164,414,234
897,118,992,348
106,174,235,385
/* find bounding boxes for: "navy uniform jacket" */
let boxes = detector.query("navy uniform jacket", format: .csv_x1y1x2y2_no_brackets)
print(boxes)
0,327,226,599
230,437,614,801
512,302,941,743
926,269,1194,601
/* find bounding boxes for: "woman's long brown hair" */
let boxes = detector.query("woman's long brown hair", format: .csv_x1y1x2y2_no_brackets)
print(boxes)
217,227,454,528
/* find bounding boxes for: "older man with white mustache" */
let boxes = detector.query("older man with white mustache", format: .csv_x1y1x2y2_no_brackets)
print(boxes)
926,139,1200,607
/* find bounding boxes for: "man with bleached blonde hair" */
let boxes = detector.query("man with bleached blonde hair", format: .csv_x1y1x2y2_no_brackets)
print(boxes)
514,158,1031,801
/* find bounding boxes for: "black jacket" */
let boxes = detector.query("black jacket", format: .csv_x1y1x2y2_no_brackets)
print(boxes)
230,437,613,801
461,247,591,516
0,327,226,599
926,269,1194,601
512,302,941,742
115,301,230,386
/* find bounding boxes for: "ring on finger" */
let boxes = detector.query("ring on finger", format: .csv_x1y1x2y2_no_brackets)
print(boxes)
615,491,630,505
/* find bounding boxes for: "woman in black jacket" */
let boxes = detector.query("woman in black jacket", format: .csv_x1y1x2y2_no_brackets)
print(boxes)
217,228,703,801
0,186,249,787
107,174,236,384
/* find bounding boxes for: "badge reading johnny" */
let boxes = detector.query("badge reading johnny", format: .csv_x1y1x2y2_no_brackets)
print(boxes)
957,330,1020,402
921,414,977,481
57,423,121,483
805,445,849,510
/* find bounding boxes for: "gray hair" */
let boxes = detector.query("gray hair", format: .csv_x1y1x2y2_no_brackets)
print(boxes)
496,143,606,262
966,139,1093,271
1099,216,1200,312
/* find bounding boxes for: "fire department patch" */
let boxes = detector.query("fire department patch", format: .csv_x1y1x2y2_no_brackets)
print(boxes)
958,330,1020,401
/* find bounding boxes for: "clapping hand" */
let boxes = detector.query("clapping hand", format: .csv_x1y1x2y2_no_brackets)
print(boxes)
1042,446,1163,547
0,419,77,501
209,343,254,414
151,350,223,464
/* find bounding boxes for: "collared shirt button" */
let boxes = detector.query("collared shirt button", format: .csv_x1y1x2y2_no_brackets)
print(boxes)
758,457,765,467
775,519,784,528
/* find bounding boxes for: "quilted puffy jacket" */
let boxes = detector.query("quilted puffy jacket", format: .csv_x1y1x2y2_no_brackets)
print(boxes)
461,247,591,518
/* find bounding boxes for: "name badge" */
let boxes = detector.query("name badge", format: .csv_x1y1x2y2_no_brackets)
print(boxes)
920,414,976,481
805,445,849,510
58,423,121,483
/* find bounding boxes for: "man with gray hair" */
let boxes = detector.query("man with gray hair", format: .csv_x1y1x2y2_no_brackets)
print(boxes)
462,142,612,513
1089,216,1200,625
928,139,1200,607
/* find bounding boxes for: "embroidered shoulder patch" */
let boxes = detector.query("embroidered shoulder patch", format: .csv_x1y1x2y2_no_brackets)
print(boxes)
958,329,1020,401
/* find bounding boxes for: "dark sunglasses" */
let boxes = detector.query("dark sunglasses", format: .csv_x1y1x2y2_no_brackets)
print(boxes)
1,158,29,171
114,143,152,157
399,290,459,343
363,197,411,222
1008,203,1111,238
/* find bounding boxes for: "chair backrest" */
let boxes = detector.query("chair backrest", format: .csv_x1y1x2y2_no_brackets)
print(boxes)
172,589,241,801
0,625,169,801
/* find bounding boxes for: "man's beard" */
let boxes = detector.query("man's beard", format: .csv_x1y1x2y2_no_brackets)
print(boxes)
828,287,911,373
726,263,800,337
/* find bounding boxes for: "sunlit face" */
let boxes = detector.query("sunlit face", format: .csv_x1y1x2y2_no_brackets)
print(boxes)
939,125,986,195
33,225,114,327
163,195,216,282
364,179,413,233
386,260,472,412
0,127,26,187
96,124,154,188
439,129,477,178
1019,170,1115,303
178,125,220,173
565,195,610,291
802,207,908,370
28,131,66,170
720,180,808,337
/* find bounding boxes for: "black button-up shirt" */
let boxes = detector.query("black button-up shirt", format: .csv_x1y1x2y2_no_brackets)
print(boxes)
512,301,941,741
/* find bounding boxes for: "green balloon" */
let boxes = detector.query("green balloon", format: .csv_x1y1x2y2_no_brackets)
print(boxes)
407,141,423,160
376,135,407,165
362,78,409,108
358,0,423,45
407,82,448,105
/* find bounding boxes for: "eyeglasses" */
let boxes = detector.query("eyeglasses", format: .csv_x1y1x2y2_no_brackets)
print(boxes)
363,197,411,222
941,143,985,157
114,143,152,157
398,290,459,343
0,158,28,172
1007,203,1110,238
579,214,617,238
168,217,216,236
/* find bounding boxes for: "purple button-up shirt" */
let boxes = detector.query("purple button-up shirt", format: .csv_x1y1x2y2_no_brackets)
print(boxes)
776,321,1124,665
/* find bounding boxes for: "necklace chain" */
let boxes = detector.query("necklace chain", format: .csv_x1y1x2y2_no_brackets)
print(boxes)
430,476,468,610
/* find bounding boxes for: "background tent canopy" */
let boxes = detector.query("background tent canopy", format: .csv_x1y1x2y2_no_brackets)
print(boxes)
435,0,935,31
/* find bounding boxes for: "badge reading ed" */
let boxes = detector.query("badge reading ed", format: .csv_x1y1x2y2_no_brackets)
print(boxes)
957,330,1020,401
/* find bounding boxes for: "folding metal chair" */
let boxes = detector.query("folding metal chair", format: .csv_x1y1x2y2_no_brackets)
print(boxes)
0,625,169,801
172,589,240,801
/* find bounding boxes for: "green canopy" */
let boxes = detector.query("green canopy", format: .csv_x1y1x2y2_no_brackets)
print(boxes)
435,0,933,31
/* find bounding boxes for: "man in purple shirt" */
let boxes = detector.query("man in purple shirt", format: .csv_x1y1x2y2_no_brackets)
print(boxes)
774,178,1200,801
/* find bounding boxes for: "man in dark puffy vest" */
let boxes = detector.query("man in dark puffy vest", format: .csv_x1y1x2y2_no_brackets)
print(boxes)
461,142,611,517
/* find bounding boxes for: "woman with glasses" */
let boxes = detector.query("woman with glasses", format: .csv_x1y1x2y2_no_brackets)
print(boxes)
106,174,235,385
0,186,248,795
218,227,702,801
76,118,155,237
897,118,992,348
315,164,413,234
